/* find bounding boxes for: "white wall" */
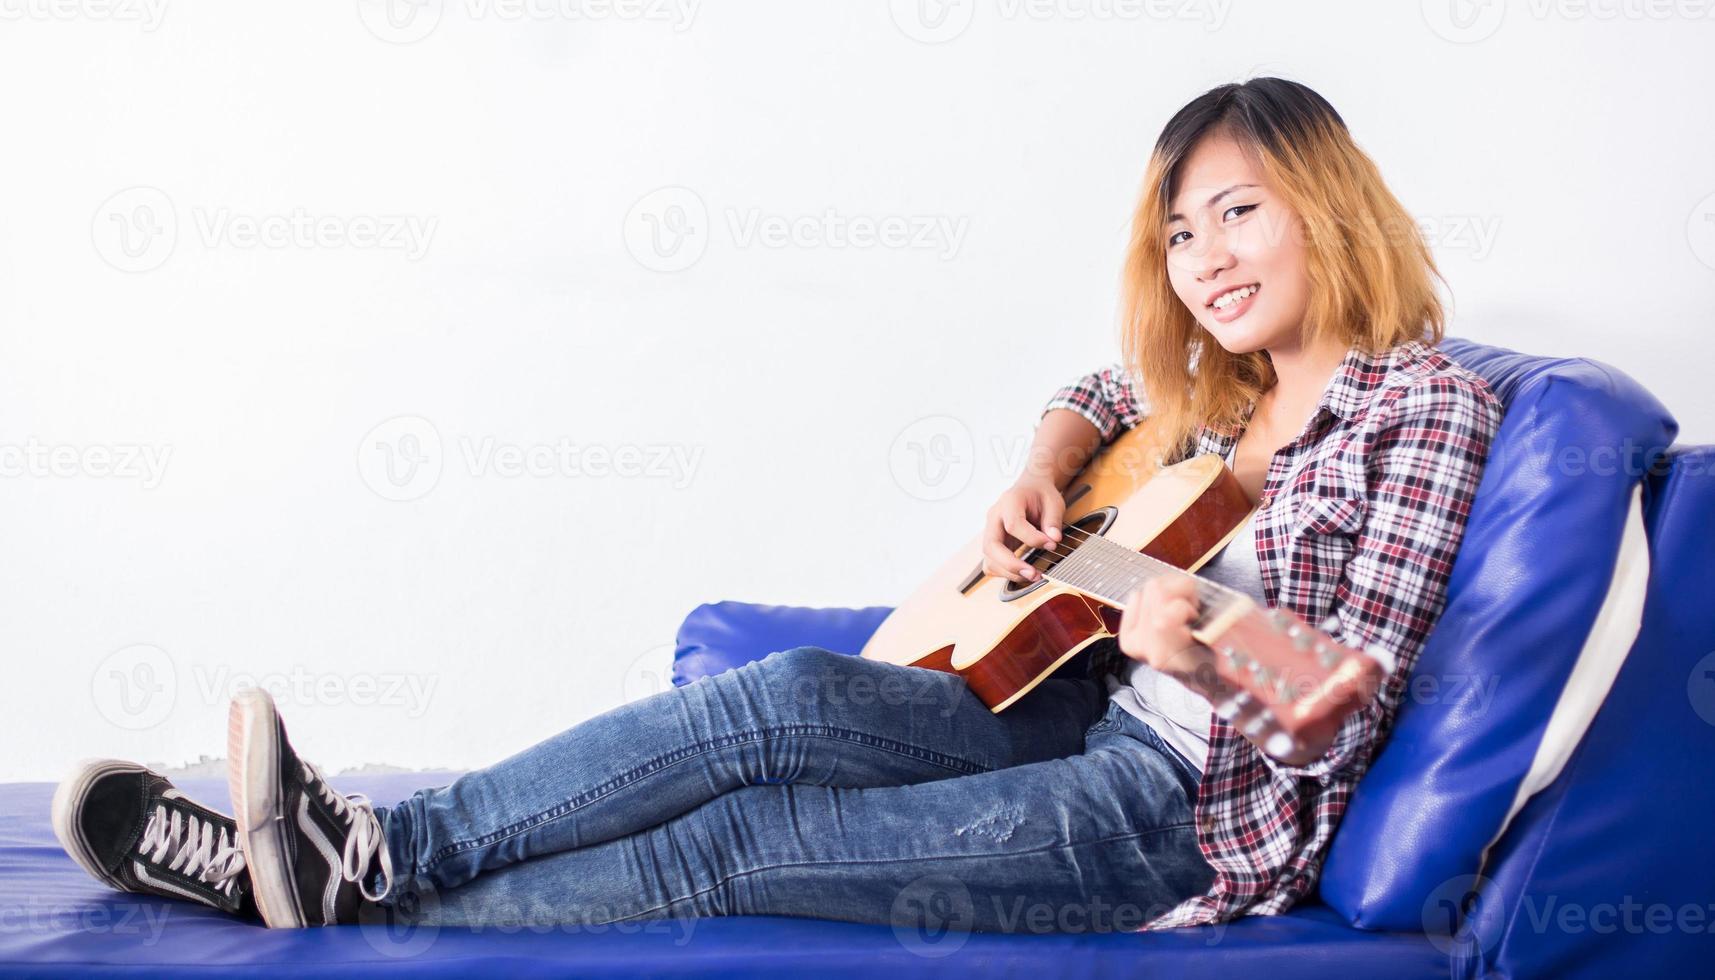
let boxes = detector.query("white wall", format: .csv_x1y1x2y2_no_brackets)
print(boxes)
1,0,1711,782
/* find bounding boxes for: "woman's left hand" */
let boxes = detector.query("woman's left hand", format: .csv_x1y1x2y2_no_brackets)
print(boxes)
1117,577,1204,674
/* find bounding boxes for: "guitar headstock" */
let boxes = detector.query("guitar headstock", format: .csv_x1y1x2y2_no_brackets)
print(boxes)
1192,606,1390,762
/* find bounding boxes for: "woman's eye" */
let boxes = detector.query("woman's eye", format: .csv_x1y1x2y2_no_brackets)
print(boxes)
1168,205,1255,246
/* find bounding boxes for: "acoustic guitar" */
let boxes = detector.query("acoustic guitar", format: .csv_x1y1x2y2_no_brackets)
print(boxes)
861,423,1388,760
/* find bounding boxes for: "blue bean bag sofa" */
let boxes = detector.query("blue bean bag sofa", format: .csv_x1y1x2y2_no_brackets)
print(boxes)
4,337,1711,977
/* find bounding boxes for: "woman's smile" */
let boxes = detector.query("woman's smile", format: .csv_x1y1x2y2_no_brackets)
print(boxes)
1207,282,1261,324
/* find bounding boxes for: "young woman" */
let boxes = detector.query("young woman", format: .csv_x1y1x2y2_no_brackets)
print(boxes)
52,76,1502,934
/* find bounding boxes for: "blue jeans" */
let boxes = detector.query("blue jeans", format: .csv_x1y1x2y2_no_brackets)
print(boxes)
374,646,1215,933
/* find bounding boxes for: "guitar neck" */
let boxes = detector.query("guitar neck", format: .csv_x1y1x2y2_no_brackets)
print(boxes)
1043,530,1253,635
1041,528,1380,762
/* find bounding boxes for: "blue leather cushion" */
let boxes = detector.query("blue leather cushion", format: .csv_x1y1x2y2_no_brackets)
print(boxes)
1317,338,1677,929
1467,447,1715,977
672,600,891,686
0,773,1453,976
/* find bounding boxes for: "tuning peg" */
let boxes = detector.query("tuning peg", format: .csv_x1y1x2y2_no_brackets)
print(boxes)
1212,697,1239,721
1316,643,1340,669
1319,614,1341,635
1264,732,1296,759
1269,609,1293,631
1242,709,1275,738
1292,630,1313,652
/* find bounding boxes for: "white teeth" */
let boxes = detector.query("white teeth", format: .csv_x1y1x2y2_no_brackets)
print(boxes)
1212,284,1258,310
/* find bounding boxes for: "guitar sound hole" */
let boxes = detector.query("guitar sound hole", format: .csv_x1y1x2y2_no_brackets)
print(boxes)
998,508,1117,602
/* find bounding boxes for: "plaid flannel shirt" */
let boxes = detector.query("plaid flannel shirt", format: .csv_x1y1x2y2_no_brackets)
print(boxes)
1039,339,1503,931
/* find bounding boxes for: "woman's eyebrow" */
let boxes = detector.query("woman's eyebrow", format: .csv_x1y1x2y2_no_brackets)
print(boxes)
1167,183,1260,222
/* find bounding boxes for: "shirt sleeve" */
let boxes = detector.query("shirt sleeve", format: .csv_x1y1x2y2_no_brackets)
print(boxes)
1039,363,1148,444
1262,374,1504,782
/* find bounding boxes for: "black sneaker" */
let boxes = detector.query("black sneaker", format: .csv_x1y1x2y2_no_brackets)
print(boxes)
227,686,395,928
51,759,255,919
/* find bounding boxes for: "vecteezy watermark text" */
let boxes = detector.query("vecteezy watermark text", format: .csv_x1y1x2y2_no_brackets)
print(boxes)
0,439,171,489
358,0,705,43
624,187,970,272
0,899,172,944
93,187,438,273
725,209,969,259
1422,0,1715,44
0,0,168,30
92,644,441,730
889,0,1233,44
358,415,705,502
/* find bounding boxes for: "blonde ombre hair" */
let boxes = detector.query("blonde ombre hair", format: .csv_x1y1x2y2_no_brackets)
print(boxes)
1122,77,1447,458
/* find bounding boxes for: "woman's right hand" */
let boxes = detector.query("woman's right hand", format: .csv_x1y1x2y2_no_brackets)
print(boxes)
981,476,1066,583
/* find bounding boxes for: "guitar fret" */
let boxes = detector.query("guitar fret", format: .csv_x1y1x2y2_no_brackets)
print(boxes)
1048,533,1239,630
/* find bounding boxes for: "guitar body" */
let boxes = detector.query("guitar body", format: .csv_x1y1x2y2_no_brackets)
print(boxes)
861,425,1256,712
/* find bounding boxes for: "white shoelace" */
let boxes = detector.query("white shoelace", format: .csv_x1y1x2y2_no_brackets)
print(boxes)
138,803,247,899
303,761,395,903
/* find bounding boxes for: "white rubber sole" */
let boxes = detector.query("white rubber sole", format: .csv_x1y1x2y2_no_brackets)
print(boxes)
50,758,145,891
228,687,307,928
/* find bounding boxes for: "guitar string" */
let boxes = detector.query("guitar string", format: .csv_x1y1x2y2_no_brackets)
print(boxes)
1035,525,1351,647
1015,521,1242,616
1002,520,1361,696
1026,521,1230,599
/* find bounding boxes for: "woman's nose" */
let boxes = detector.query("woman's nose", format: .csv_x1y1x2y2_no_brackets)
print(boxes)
1191,236,1235,281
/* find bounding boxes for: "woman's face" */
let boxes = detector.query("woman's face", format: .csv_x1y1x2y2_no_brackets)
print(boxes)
1164,133,1313,356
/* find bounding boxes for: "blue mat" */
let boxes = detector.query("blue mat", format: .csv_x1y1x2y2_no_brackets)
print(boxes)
0,772,1446,977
